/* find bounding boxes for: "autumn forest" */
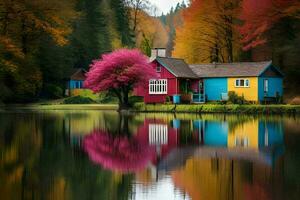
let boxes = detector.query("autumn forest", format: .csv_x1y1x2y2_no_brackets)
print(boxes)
0,0,299,103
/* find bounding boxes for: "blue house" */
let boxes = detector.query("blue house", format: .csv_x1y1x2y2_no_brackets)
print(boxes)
66,68,87,96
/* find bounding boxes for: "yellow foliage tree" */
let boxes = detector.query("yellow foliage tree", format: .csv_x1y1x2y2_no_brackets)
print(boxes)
131,10,168,55
173,0,241,63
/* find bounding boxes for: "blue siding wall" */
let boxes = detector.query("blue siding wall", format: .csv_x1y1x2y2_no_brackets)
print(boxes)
69,80,84,89
204,78,228,101
258,77,283,101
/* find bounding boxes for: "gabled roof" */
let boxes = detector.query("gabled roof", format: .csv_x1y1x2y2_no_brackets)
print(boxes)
156,57,198,78
189,61,282,78
69,68,87,80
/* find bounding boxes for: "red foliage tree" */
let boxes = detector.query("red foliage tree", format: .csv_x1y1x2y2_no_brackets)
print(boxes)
239,0,300,50
84,49,156,109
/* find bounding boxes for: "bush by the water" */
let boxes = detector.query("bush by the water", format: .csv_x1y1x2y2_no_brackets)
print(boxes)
44,84,63,99
63,96,96,104
228,91,247,104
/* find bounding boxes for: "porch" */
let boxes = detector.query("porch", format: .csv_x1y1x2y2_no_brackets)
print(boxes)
176,79,205,104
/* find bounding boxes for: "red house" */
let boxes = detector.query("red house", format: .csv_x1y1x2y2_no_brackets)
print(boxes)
135,48,204,103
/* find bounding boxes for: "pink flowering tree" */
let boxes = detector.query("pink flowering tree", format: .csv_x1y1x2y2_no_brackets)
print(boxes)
84,49,156,109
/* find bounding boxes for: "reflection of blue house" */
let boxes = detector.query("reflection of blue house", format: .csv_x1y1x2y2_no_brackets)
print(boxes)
193,120,228,147
203,121,228,146
258,121,284,148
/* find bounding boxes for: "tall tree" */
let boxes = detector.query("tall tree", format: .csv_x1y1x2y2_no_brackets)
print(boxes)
84,49,156,109
0,0,78,102
173,0,241,63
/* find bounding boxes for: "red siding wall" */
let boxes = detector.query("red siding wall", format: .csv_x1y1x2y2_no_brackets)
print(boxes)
134,60,179,103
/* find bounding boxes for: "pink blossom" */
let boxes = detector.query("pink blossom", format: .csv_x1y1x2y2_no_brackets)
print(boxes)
84,49,157,93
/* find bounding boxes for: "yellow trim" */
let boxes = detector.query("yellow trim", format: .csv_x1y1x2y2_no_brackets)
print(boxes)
228,77,258,101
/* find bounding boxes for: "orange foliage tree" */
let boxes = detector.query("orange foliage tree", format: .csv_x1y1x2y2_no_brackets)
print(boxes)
131,10,168,56
173,0,241,63
0,0,78,101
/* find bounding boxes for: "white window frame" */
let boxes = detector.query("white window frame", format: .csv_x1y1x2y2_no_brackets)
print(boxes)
156,65,161,72
235,79,250,88
149,79,167,94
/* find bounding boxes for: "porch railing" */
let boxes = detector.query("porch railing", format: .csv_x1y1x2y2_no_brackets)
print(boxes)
192,94,205,103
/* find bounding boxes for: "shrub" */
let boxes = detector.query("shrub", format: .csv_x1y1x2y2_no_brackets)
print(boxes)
129,96,143,106
228,91,246,105
44,84,63,99
165,96,171,103
63,96,96,104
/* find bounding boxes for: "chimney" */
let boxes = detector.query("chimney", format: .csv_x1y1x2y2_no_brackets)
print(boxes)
213,61,217,68
150,48,166,60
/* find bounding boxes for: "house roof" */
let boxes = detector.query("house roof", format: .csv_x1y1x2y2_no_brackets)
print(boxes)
189,61,281,78
69,68,87,80
156,57,198,78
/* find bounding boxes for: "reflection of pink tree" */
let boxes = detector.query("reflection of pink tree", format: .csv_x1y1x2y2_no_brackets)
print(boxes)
83,130,155,173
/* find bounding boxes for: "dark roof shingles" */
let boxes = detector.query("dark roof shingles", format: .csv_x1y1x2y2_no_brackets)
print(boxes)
156,57,198,78
70,68,87,80
189,61,273,78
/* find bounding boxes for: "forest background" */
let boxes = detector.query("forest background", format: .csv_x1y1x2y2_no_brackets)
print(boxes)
0,0,299,103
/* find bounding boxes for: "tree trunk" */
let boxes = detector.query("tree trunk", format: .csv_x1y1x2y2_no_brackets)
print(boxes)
119,87,130,110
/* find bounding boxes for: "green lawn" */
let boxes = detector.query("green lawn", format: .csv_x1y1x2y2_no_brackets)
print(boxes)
2,102,300,114
133,103,300,114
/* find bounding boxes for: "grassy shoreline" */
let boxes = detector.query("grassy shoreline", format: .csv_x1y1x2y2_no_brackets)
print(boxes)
132,103,300,114
1,103,300,114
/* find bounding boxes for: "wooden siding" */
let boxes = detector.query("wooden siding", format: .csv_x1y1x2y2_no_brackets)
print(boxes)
204,78,228,101
258,77,283,101
228,77,259,101
135,61,180,103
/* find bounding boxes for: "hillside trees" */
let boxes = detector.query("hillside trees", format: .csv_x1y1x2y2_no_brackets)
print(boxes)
239,0,300,90
0,0,78,102
160,2,186,56
0,0,136,102
132,10,168,56
173,0,241,63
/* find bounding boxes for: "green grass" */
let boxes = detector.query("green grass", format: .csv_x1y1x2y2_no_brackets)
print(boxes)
133,103,300,114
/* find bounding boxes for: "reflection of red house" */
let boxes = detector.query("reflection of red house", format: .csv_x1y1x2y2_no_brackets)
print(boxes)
135,119,178,165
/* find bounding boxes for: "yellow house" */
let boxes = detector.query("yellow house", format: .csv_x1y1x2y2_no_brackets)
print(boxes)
190,61,284,103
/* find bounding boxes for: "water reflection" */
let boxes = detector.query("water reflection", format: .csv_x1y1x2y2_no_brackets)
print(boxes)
0,111,299,200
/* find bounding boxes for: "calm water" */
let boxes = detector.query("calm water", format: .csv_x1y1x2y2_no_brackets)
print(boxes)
0,111,300,200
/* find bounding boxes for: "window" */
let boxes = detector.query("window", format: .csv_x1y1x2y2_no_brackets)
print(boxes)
156,65,161,72
264,79,268,93
76,81,80,89
245,79,249,87
235,79,250,87
149,79,167,94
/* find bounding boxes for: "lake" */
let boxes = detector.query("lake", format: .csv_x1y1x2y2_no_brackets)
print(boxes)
0,110,300,200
